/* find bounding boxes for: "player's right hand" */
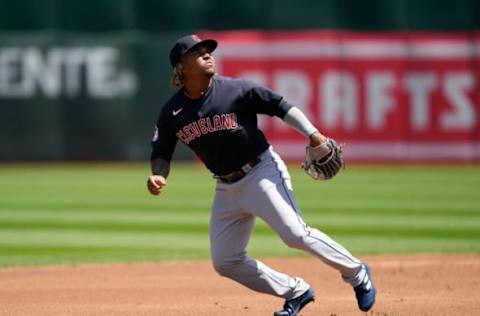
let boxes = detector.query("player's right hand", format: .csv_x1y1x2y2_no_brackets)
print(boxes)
147,175,167,195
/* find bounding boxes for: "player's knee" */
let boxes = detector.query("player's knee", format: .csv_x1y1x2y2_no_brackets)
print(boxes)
281,230,309,249
212,256,235,277
212,254,249,278
212,261,236,277
213,263,230,277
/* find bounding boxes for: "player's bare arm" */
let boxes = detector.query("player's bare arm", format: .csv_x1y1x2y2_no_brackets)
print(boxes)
147,158,170,195
308,131,327,147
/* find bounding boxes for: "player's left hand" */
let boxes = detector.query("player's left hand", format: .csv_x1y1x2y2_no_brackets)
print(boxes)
302,137,345,181
147,175,167,195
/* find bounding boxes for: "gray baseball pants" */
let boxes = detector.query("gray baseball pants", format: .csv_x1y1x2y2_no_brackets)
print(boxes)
210,147,366,300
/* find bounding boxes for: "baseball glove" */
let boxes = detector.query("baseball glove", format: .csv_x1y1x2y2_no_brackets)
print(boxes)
302,138,345,180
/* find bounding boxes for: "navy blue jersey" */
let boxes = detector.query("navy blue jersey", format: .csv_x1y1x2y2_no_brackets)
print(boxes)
151,75,292,176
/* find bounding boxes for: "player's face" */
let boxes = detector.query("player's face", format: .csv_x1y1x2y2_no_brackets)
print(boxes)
181,46,215,79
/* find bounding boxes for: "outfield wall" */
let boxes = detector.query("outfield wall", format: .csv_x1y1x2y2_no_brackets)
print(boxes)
0,31,479,162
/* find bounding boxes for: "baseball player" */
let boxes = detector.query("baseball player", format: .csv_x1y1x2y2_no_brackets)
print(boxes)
147,34,376,316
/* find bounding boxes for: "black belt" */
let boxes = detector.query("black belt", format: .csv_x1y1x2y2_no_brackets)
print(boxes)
215,157,262,183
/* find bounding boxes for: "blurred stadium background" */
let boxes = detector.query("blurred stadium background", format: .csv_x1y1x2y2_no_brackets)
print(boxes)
0,0,479,266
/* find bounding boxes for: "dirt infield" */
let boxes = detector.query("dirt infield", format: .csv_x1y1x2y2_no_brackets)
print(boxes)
0,254,479,316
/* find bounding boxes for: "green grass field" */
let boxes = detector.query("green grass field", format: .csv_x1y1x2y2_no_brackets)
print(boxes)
0,163,479,267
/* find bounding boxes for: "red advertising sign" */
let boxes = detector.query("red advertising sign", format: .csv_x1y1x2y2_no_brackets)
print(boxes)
202,31,480,161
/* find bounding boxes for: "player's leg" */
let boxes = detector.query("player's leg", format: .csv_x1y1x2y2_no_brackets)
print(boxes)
210,181,309,300
242,148,367,287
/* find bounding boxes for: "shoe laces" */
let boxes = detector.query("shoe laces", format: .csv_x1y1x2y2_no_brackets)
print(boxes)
281,302,295,315
356,269,372,292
